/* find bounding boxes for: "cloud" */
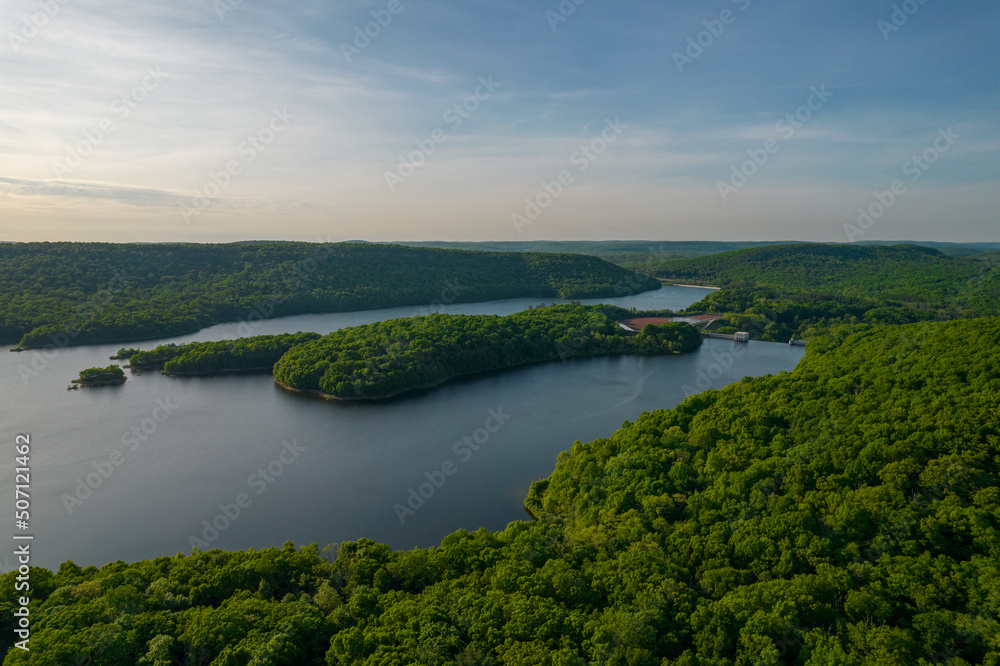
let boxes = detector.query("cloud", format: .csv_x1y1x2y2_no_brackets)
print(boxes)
0,176,315,212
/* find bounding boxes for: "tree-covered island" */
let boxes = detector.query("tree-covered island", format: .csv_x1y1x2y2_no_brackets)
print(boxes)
70,365,127,388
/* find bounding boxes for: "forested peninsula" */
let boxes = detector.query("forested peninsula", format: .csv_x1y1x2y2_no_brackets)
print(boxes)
5,317,999,664
0,242,659,350
272,305,701,400
635,244,1000,342
104,305,699,399
651,244,998,313
117,305,701,399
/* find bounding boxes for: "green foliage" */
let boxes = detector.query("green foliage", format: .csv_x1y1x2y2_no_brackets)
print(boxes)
637,244,999,342
73,365,126,386
129,333,321,375
273,305,702,399
653,243,986,306
688,287,938,342
5,319,1000,664
0,242,659,349
400,240,1000,262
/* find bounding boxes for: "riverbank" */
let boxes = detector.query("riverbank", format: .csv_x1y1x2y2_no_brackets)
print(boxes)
661,282,721,290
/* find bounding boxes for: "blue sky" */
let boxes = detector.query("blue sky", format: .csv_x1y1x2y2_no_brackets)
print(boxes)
1,0,997,242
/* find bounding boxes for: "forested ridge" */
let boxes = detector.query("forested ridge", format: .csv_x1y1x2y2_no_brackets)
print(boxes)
399,241,1000,261
272,305,702,400
647,244,1000,342
0,242,659,349
651,244,996,312
5,317,999,665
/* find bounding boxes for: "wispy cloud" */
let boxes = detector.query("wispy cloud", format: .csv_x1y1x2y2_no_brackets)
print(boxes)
0,176,316,212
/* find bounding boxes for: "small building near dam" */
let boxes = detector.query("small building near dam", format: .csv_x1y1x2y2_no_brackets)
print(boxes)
734,332,750,342
618,314,721,333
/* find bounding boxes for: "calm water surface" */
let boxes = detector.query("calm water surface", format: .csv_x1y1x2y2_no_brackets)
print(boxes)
0,287,805,569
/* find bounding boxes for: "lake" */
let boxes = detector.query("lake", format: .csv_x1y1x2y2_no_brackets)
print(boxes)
0,287,805,570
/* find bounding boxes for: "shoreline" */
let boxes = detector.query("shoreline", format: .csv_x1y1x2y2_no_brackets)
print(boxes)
5,285,666,352
273,344,699,404
70,378,127,388
273,377,452,403
668,283,721,290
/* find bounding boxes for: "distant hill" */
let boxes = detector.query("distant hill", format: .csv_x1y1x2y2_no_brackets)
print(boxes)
390,240,799,259
391,240,1000,261
857,240,1000,257
638,243,999,342
653,243,994,307
0,242,659,349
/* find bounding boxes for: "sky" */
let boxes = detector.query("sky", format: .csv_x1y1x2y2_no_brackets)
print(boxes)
0,0,997,243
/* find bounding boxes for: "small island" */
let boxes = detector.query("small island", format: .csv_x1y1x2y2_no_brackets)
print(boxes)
71,365,127,388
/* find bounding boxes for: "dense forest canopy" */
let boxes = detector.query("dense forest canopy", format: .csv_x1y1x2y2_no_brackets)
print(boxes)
128,333,322,375
628,244,1000,343
273,305,703,400
649,244,996,311
0,242,659,349
396,240,1000,261
680,288,943,343
4,317,998,664
72,365,127,387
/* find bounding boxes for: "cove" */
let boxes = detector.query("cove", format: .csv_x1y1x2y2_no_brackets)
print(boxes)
0,287,804,570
